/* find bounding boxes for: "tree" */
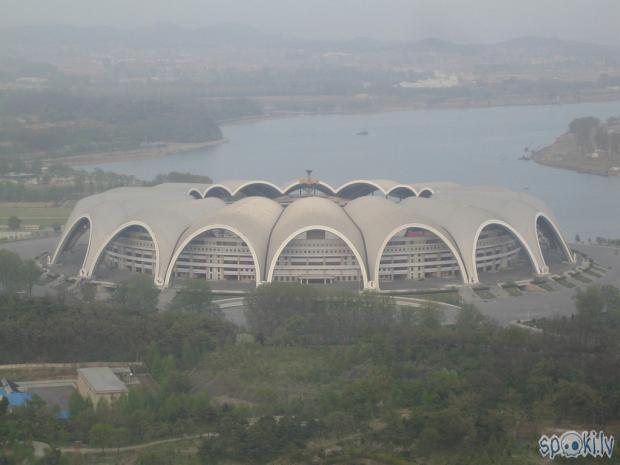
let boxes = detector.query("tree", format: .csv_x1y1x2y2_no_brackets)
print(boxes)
0,396,8,416
68,391,91,418
7,216,20,231
14,395,58,441
417,302,443,329
245,283,319,340
181,338,200,368
575,286,605,325
575,233,581,243
550,380,604,423
595,126,610,152
169,279,218,315
456,304,487,329
0,249,24,294
80,282,97,303
113,274,160,313
37,448,61,465
569,116,600,151
145,342,163,379
89,423,122,450
20,259,42,297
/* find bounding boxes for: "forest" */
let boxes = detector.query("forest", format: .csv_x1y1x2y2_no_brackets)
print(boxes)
0,276,619,464
0,91,224,159
569,116,620,154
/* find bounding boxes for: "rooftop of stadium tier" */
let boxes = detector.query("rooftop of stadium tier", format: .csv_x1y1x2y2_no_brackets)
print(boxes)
50,176,576,291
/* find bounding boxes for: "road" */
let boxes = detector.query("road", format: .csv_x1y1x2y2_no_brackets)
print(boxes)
466,244,620,325
213,295,462,327
0,235,59,260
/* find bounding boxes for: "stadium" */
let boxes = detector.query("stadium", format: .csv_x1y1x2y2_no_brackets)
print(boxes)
51,174,575,291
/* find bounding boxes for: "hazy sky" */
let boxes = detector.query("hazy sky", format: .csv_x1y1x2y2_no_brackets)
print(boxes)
1,0,618,45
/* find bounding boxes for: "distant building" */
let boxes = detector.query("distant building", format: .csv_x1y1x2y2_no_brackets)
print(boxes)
398,72,459,89
77,367,127,406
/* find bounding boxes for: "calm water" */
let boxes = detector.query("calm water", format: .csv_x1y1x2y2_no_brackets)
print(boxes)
87,102,620,239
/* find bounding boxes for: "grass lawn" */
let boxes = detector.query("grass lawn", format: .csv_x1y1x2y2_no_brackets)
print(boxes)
474,288,495,300
533,280,554,292
392,290,462,306
502,285,522,297
0,203,71,227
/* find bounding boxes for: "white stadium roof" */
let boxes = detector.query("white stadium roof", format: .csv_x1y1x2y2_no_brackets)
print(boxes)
52,179,574,289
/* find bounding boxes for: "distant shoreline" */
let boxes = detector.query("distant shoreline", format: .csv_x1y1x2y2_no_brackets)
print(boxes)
44,138,228,167
220,94,620,128
531,136,620,177
46,94,620,169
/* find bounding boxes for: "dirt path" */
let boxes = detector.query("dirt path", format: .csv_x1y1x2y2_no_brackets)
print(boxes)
60,432,216,454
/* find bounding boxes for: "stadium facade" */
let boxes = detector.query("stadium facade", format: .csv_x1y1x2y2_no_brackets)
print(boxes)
51,177,575,290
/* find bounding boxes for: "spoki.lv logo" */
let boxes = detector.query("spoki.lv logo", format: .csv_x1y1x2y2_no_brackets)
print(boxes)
539,430,614,459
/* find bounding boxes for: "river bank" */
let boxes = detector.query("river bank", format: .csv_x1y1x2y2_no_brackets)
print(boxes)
224,93,620,125
531,132,620,177
43,138,228,167
53,93,620,168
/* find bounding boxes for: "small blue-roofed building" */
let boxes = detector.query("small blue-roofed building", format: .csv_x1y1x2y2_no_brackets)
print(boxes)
0,378,32,409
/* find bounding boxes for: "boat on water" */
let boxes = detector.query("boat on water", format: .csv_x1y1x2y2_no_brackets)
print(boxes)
356,130,369,136
519,145,531,160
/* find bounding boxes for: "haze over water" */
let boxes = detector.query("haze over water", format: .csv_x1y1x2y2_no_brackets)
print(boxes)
89,101,620,239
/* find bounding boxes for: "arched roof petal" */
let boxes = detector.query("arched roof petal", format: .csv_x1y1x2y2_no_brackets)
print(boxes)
67,189,226,284
345,196,468,286
166,196,283,285
281,179,336,196
203,184,234,199
386,184,418,198
336,179,395,198
203,180,283,198
234,180,282,198
266,196,369,286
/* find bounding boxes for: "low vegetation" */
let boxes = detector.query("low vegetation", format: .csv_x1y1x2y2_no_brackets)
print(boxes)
501,282,522,296
531,277,554,291
552,276,576,288
473,287,496,299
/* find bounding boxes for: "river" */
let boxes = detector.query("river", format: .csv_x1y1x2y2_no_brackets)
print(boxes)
85,101,620,239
